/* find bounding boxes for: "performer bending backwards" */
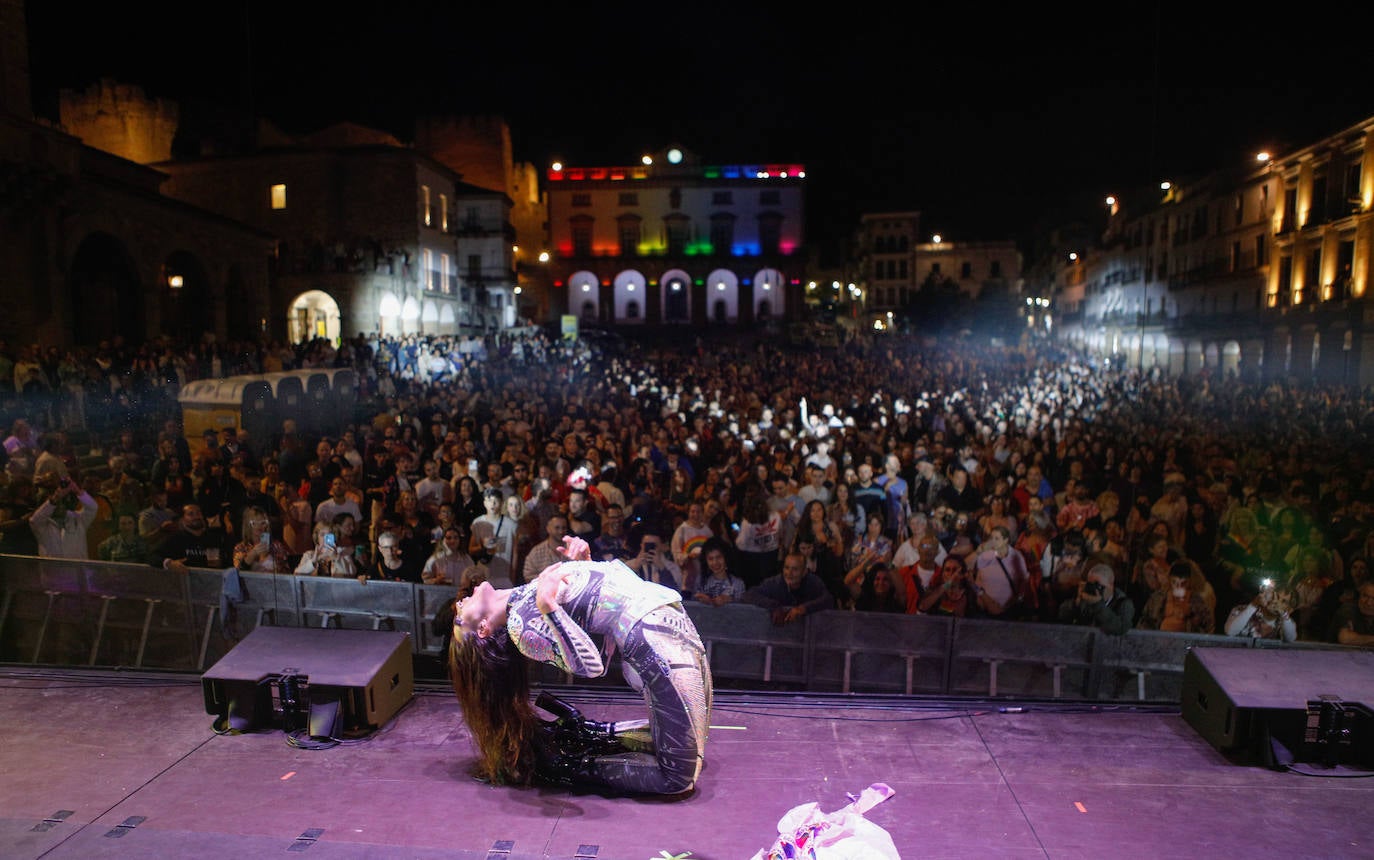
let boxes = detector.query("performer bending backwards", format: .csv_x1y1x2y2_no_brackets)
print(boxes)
450,535,712,795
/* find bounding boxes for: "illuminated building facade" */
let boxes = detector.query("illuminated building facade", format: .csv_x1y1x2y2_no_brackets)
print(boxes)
544,147,804,327
853,212,1023,334
1058,114,1374,385
155,127,517,341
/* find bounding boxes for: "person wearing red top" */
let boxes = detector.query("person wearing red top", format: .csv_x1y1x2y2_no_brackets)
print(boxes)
918,555,975,617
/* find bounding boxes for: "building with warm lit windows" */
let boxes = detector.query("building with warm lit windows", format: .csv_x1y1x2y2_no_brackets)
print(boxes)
450,180,519,330
0,68,273,347
1057,114,1374,385
544,147,804,327
154,126,514,341
44,62,527,346
853,212,1023,333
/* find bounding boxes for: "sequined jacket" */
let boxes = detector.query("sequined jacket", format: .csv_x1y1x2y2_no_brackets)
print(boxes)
506,560,682,677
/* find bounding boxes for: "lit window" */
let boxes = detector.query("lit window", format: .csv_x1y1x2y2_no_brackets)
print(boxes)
439,193,448,231
270,184,286,210
424,249,434,290
421,185,432,226
440,253,450,294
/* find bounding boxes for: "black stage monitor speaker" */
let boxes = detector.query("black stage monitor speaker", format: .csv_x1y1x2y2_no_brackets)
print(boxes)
202,627,414,735
1182,646,1374,767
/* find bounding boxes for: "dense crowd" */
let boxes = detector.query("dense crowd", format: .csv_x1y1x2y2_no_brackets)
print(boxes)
4,326,1374,650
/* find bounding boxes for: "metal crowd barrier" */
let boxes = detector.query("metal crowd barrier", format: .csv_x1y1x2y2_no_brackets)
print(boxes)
801,612,952,695
685,602,806,686
0,554,1358,702
950,617,1099,698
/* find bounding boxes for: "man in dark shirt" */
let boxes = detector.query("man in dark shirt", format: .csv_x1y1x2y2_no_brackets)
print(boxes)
741,551,834,625
153,503,229,573
566,487,601,542
1332,582,1374,646
1056,560,1135,634
590,503,634,562
851,462,886,526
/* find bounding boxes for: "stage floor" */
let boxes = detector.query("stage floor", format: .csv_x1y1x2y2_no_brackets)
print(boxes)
1,667,1371,859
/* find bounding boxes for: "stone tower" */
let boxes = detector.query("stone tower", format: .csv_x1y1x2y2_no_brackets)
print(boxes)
0,0,31,118
60,79,179,165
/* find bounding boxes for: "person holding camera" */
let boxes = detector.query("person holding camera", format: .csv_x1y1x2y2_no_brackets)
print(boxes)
232,504,290,573
1056,558,1135,634
627,531,683,593
28,475,97,560
918,555,976,617
1224,577,1297,642
294,520,357,579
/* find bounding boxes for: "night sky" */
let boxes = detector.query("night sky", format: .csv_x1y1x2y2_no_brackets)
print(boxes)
24,2,1374,253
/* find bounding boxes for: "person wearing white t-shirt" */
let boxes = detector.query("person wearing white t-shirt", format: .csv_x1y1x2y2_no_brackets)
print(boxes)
315,477,363,525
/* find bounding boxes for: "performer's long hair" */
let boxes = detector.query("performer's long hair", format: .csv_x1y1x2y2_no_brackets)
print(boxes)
448,628,539,784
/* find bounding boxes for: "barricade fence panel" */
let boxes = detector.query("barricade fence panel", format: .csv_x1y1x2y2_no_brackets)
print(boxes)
415,584,459,657
1095,630,1249,702
949,618,1100,699
0,555,1359,701
297,576,415,633
804,612,953,694
83,561,198,670
235,570,304,631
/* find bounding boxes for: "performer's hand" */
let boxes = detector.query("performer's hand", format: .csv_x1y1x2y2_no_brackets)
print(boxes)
536,563,572,614
558,535,591,561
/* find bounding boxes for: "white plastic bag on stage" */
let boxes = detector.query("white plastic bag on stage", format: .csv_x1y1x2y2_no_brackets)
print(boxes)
750,782,900,859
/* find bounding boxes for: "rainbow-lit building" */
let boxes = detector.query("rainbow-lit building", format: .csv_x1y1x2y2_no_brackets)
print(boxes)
544,146,806,328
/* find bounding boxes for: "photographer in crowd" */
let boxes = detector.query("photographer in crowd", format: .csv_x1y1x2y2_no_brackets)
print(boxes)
28,475,97,559
626,530,682,593
1224,576,1298,642
1056,557,1135,634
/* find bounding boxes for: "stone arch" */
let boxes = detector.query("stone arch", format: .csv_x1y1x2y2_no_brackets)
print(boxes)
69,231,144,345
613,269,649,323
704,268,739,325
661,268,692,324
1185,339,1205,376
568,270,599,323
288,289,341,344
378,291,402,338
1221,340,1241,380
161,249,214,345
401,296,421,335
752,267,785,321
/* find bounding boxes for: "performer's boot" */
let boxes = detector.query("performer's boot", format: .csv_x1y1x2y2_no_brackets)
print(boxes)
532,721,605,787
536,691,641,743
535,691,584,723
